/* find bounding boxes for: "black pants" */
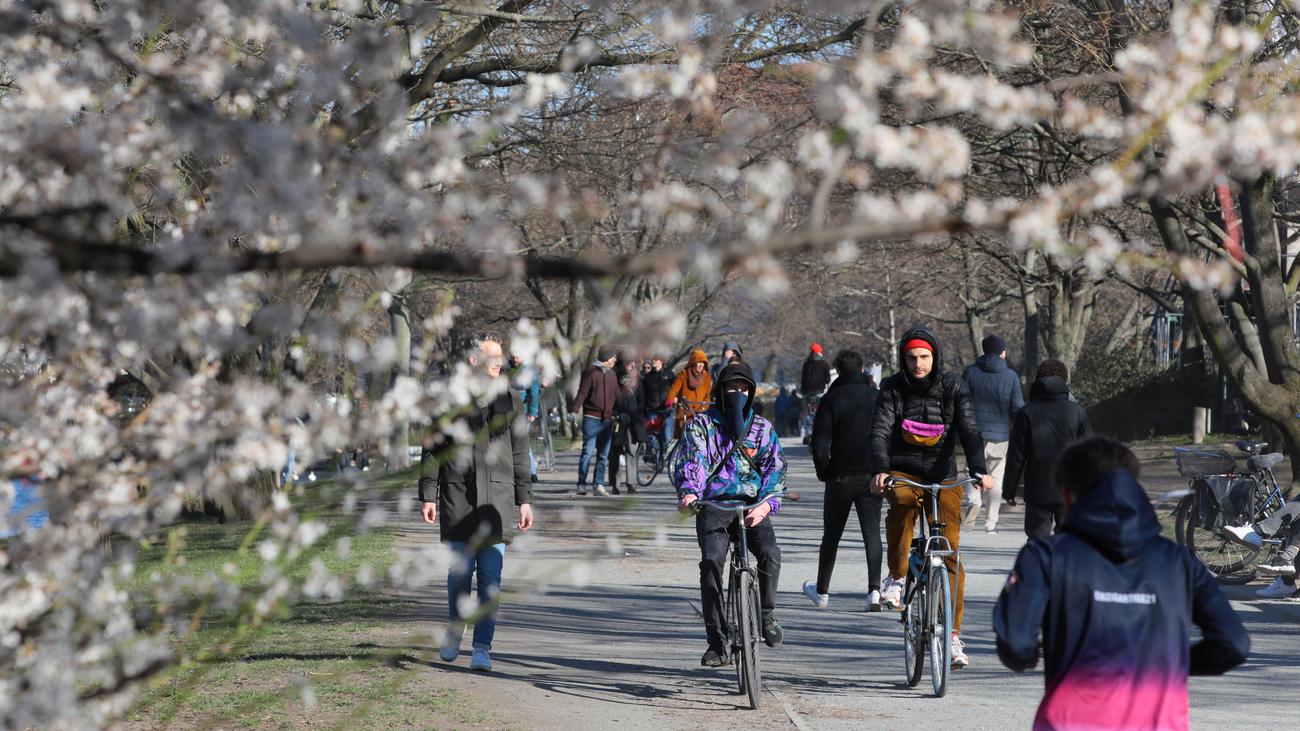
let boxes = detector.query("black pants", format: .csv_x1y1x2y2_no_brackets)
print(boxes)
1024,503,1065,539
816,476,883,594
697,509,781,649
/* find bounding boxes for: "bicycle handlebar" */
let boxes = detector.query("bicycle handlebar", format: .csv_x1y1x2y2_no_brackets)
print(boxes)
688,491,785,515
885,476,980,491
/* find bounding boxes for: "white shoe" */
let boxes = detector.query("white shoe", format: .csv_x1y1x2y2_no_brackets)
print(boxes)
470,646,492,671
1222,524,1263,547
1259,548,1299,575
594,485,610,497
986,528,998,535
880,577,904,610
950,633,970,669
439,624,464,662
1256,576,1299,599
867,589,882,612
802,581,829,609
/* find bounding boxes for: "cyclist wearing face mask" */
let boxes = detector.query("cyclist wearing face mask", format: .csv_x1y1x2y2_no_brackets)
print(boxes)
673,362,787,668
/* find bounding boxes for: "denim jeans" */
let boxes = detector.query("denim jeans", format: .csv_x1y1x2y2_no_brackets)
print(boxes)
577,415,613,487
447,541,507,650
651,407,675,446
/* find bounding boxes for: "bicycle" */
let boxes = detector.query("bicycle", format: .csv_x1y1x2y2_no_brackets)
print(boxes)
886,475,978,699
531,418,556,472
633,399,712,487
1171,440,1288,584
691,497,770,710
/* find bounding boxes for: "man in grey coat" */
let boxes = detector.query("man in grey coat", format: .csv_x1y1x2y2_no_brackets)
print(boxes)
960,334,1024,533
420,332,535,672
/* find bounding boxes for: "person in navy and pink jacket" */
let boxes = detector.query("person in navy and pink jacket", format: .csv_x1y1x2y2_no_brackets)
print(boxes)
994,437,1249,731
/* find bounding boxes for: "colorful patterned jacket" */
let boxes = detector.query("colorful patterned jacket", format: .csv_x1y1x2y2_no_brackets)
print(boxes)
671,407,786,513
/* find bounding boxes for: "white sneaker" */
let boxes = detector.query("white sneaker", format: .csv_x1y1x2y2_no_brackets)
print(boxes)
1256,576,1299,599
470,646,492,671
880,577,904,610
1259,548,1299,575
867,589,882,612
1222,524,1263,547
950,633,970,669
439,624,464,662
802,581,829,609
594,485,610,497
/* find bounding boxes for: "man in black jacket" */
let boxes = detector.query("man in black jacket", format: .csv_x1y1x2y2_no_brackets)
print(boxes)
1003,359,1091,538
869,327,991,668
994,438,1248,730
639,353,676,444
805,350,883,611
419,332,535,673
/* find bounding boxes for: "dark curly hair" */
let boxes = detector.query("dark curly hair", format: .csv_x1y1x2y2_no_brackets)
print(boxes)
1035,358,1069,382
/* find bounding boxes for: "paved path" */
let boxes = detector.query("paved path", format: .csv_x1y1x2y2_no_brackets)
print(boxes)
395,440,1298,729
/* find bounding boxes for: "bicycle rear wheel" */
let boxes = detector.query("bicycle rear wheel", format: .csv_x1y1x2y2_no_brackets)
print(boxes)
1179,493,1261,584
928,564,953,698
902,572,924,688
737,570,762,709
667,437,687,480
634,436,662,487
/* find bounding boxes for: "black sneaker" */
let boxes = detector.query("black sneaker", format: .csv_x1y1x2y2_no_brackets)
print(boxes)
626,485,639,495
762,616,783,647
611,486,621,495
530,474,539,484
701,646,728,667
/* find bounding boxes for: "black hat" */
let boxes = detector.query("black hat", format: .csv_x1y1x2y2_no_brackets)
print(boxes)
597,348,617,363
981,334,1006,356
714,362,757,416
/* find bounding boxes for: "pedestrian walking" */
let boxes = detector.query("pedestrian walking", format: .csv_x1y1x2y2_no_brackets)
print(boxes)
509,354,542,484
799,343,832,439
608,355,643,495
572,348,619,496
419,332,535,672
1003,359,1091,538
640,353,676,444
712,340,743,381
994,437,1249,731
804,349,884,611
960,334,1024,533
774,387,793,437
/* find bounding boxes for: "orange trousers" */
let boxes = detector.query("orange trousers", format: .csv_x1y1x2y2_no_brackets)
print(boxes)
885,481,965,632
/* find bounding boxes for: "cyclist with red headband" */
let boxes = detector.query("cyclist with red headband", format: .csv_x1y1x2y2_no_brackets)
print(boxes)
869,327,992,669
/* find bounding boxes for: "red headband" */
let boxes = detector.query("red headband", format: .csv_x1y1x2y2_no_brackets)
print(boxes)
902,338,933,354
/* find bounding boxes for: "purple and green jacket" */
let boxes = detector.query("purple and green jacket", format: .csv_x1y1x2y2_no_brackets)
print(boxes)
672,408,786,513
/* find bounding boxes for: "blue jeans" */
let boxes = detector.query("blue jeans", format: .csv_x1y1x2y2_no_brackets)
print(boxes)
577,415,613,487
448,541,506,650
651,407,675,446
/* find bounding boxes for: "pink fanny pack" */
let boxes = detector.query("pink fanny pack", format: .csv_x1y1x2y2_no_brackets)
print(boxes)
901,419,945,447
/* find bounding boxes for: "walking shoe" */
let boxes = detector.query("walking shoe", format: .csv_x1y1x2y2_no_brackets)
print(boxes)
880,577,904,610
626,485,639,495
986,528,998,535
950,633,970,669
530,473,539,484
701,645,728,667
867,589,882,612
1256,576,1299,599
762,616,783,647
1222,524,1263,547
1259,546,1299,575
594,485,610,497
611,486,621,495
576,485,587,496
470,647,492,671
438,624,464,662
802,580,829,609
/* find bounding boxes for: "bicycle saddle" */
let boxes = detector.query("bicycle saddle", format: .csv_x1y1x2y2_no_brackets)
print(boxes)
1246,452,1285,472
1236,440,1269,454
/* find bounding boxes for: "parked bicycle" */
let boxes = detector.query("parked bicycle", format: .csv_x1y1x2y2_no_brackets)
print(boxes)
691,498,769,710
633,399,711,487
887,475,978,698
1171,440,1288,584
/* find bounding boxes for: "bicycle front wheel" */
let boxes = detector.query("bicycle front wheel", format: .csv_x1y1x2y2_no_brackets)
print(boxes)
928,563,953,698
737,570,762,709
902,572,924,688
634,436,661,487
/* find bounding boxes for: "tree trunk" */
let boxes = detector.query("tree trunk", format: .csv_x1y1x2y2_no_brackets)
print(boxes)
387,298,412,469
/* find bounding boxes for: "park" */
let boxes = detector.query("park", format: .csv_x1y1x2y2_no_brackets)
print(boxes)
3,0,1300,728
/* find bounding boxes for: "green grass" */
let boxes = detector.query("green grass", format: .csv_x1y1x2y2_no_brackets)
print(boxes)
124,467,497,730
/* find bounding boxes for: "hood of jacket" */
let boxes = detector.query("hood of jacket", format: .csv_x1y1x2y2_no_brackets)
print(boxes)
976,353,1008,374
897,326,944,392
713,361,757,418
1030,375,1070,401
688,349,709,367
828,370,869,391
1061,469,1161,563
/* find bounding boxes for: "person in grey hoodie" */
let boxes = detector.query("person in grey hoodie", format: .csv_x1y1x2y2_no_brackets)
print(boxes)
960,334,1024,533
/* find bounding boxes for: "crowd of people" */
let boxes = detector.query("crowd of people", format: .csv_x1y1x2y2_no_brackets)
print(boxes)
417,328,1253,728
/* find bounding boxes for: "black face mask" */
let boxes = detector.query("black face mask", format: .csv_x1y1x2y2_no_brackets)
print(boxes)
723,390,750,441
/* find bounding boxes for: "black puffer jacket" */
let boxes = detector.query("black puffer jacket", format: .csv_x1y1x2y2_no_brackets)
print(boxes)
801,354,831,396
868,327,988,482
811,371,878,481
639,367,674,414
1003,376,1092,505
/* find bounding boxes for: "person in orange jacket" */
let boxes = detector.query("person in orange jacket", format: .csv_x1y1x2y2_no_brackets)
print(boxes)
666,349,712,428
